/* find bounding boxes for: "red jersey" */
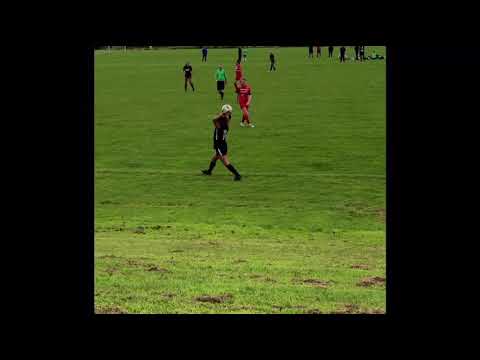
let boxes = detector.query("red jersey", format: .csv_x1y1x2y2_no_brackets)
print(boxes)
235,83,252,107
235,64,243,80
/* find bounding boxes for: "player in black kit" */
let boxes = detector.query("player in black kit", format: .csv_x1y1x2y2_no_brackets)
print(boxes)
183,62,195,92
202,105,242,181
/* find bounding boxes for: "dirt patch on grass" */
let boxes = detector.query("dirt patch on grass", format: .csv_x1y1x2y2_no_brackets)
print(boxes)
264,277,277,283
333,304,385,314
272,305,306,312
229,305,257,311
133,227,146,234
97,254,120,259
195,294,234,304
233,259,247,264
357,276,386,287
125,258,145,267
365,308,385,314
170,249,184,253
333,303,361,314
297,279,333,288
305,309,323,314
105,267,119,276
350,264,370,270
95,305,128,314
161,293,176,299
146,266,170,273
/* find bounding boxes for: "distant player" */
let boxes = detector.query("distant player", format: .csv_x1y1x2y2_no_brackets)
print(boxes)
243,47,248,62
354,46,360,60
183,62,195,92
359,46,365,61
234,78,254,128
339,47,346,62
238,47,242,63
328,46,334,57
308,45,314,58
202,104,242,181
215,64,227,100
269,52,276,71
316,46,321,57
235,60,243,81
202,47,208,62
234,60,243,105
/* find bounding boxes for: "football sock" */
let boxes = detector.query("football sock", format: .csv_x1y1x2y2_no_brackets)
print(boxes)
208,160,216,172
226,164,240,177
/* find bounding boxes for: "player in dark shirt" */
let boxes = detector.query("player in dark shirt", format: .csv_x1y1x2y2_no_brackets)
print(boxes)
328,46,334,57
269,53,276,71
354,46,360,60
308,45,314,58
359,46,365,61
202,105,242,181
339,47,346,62
202,47,208,62
183,62,195,92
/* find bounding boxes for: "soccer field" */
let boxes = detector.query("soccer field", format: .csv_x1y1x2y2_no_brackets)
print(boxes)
94,46,386,314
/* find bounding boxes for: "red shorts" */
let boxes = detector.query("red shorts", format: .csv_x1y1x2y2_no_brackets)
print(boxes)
239,103,249,110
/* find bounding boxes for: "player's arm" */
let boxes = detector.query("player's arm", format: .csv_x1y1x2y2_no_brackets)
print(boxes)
212,113,223,128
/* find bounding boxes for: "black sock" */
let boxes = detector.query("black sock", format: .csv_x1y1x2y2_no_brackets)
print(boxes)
191,83,195,91
221,92,224,100
226,164,240,176
208,160,216,172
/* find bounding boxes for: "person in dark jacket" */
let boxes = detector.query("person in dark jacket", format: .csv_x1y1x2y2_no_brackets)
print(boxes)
339,46,346,62
269,52,276,71
328,46,334,57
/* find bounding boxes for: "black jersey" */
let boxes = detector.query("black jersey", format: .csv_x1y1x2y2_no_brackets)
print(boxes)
183,64,193,77
213,113,230,145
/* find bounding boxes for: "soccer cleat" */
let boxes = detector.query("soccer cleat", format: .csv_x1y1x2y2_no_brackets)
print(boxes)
240,122,245,127
201,170,211,175
234,175,242,181
249,123,255,128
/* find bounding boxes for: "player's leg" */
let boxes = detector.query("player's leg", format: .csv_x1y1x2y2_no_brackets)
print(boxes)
202,153,220,175
220,154,241,180
242,106,254,127
189,77,195,91
184,77,188,91
219,81,224,100
241,106,249,125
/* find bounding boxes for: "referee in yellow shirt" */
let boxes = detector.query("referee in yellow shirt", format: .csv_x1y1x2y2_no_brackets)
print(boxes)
215,64,227,100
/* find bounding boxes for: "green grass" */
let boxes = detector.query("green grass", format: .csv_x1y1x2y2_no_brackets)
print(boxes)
95,47,386,314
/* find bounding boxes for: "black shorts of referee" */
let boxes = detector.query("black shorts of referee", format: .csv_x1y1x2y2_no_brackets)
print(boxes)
216,80,225,91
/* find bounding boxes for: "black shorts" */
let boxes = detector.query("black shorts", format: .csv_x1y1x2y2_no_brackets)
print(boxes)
217,81,225,91
185,74,192,79
214,142,227,156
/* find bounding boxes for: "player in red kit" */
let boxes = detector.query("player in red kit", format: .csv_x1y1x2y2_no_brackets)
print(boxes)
234,60,243,108
234,78,254,128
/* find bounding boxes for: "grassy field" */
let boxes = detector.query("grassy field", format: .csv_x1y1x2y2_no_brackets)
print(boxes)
94,46,386,314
